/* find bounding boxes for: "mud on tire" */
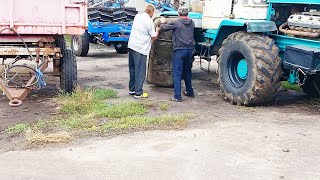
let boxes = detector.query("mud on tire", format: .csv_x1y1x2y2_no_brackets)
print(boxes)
217,32,282,106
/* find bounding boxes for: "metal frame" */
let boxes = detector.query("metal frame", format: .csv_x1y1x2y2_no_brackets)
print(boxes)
88,21,132,42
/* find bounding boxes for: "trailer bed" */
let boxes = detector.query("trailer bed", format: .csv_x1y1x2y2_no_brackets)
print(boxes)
0,0,87,35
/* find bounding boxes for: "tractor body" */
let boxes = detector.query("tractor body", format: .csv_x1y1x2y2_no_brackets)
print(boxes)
155,0,320,105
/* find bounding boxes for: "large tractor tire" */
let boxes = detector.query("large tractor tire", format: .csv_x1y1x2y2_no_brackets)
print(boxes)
217,32,282,106
114,42,128,54
301,74,320,97
71,31,90,57
60,49,77,93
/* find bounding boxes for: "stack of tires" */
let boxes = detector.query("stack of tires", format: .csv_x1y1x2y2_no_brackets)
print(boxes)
88,7,138,23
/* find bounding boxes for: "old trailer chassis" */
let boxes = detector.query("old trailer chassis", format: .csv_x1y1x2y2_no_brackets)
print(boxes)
0,46,61,106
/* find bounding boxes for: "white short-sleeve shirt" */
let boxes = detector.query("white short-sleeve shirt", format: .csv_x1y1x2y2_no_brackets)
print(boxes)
128,13,157,56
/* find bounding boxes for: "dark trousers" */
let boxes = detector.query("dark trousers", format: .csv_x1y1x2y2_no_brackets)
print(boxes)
173,49,194,100
128,49,147,95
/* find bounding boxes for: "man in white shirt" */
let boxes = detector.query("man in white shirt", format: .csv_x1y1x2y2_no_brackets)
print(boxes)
128,4,159,99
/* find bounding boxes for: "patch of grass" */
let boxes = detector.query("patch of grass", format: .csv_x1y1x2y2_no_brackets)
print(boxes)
281,81,302,92
159,103,170,111
93,89,118,100
5,124,29,134
95,102,148,118
58,114,98,131
4,88,191,146
102,115,189,132
58,88,95,114
57,88,118,115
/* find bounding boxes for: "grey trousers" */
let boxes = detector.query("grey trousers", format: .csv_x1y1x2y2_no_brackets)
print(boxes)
128,49,147,95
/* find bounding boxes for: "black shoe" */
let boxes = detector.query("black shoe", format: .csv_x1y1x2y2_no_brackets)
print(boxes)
183,91,195,98
171,98,182,102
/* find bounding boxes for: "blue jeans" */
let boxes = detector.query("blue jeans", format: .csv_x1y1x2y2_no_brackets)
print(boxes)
173,49,194,100
128,49,147,95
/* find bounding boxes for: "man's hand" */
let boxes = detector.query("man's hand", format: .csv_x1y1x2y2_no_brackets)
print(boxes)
160,17,166,24
152,26,161,41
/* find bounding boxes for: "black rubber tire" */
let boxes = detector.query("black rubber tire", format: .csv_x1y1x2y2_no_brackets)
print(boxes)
71,31,90,57
114,42,128,54
55,35,66,53
301,74,320,97
217,32,282,106
60,49,77,93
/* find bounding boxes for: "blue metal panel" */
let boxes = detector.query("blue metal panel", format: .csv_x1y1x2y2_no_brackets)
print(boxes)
269,34,320,52
268,0,320,4
204,19,277,44
88,21,131,43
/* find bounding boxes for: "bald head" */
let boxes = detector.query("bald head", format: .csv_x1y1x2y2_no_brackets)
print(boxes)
145,4,155,17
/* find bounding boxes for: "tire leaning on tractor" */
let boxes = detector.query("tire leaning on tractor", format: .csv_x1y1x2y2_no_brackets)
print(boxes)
71,30,90,57
217,32,282,106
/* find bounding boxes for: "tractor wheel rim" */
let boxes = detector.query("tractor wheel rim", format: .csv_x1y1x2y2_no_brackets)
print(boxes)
73,36,79,52
237,59,248,80
227,52,247,88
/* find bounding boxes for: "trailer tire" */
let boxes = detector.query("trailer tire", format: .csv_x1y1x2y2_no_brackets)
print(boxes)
55,35,66,53
71,31,90,57
301,74,320,97
114,42,128,54
60,49,77,93
217,32,282,106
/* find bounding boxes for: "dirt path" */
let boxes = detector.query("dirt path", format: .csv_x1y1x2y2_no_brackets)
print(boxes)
0,45,319,179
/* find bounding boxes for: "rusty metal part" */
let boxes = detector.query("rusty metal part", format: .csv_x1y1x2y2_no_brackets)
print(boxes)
0,58,49,107
279,22,320,38
0,46,60,57
9,99,23,107
36,48,40,63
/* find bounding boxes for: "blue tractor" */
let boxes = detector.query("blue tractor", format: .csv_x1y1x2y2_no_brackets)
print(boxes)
149,0,320,106
71,0,137,56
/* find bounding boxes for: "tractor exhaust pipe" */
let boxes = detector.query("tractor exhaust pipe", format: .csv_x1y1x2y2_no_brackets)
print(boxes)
279,22,320,38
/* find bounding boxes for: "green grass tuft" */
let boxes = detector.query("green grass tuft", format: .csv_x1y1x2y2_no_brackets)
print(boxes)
58,114,98,130
5,124,29,134
102,115,188,132
93,89,118,100
95,102,148,118
159,103,170,111
281,81,302,92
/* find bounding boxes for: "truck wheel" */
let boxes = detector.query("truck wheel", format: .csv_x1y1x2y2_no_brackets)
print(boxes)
60,49,77,93
114,42,128,54
71,31,90,57
301,74,320,97
217,32,282,106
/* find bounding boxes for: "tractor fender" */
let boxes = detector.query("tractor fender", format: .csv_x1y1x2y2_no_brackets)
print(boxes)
203,19,278,54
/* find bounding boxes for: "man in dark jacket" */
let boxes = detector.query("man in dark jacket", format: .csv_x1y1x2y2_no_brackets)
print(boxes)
160,7,195,102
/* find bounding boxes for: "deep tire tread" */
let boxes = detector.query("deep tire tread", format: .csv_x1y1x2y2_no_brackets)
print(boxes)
217,32,282,106
60,49,77,93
